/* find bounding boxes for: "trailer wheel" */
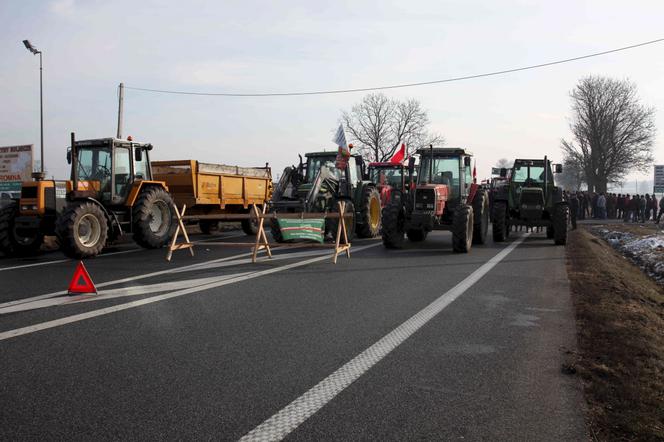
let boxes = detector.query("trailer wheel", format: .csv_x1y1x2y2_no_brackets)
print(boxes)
452,204,474,253
199,220,220,235
56,201,108,259
0,201,44,257
241,207,260,236
133,187,175,249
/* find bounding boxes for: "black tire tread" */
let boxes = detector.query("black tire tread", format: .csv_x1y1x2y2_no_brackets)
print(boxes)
132,187,175,249
381,202,405,249
553,204,569,245
472,189,489,245
56,201,108,259
492,201,508,242
0,202,44,256
356,186,381,238
452,204,473,253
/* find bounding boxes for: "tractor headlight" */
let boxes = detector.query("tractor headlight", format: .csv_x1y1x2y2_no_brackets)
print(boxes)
21,205,38,211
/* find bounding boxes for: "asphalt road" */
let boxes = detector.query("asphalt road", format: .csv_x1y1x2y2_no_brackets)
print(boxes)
0,228,586,441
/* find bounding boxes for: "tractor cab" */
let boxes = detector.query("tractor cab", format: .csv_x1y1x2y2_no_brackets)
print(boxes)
368,162,410,207
508,158,563,220
413,147,474,219
68,138,154,206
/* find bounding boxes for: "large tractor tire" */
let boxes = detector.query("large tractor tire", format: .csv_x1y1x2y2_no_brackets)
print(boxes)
56,201,108,259
199,220,220,235
356,186,382,238
381,202,406,249
270,217,284,243
452,204,474,253
241,207,260,236
492,201,508,242
327,200,356,241
406,229,427,242
0,201,44,257
553,204,569,245
472,189,489,245
132,187,176,249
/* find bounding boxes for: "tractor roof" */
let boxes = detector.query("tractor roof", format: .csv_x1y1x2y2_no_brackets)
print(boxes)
306,151,362,159
514,158,546,166
414,147,472,157
74,138,152,149
368,162,403,168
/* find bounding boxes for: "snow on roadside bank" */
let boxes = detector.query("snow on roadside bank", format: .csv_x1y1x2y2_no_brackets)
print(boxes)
593,227,664,286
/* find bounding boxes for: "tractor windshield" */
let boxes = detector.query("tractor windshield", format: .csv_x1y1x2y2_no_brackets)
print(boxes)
369,167,403,187
418,157,459,189
76,146,112,193
305,156,340,183
513,163,546,184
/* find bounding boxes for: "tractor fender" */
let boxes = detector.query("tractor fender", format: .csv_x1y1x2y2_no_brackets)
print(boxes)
125,181,169,208
70,196,123,237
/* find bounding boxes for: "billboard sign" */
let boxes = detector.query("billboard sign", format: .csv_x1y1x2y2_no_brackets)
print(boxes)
0,145,33,192
654,165,664,194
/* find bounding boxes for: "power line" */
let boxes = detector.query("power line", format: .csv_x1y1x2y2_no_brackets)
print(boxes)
125,38,664,97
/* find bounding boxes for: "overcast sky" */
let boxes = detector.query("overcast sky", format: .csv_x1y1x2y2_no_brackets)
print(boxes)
1,0,662,191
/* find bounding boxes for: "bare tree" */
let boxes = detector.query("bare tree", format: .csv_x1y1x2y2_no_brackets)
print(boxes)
556,156,585,191
561,76,656,193
494,158,511,169
341,93,444,162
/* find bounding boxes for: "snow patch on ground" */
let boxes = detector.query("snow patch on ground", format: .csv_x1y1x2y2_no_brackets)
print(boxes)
593,227,664,286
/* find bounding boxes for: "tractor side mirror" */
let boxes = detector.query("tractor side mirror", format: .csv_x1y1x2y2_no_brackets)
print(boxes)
464,156,471,167
554,164,563,173
500,168,507,178
408,156,416,176
66,148,72,165
134,148,143,162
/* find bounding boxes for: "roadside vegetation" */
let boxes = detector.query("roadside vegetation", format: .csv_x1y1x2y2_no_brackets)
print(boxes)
566,227,664,440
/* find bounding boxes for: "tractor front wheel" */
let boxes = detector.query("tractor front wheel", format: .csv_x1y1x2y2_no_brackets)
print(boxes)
492,201,508,242
133,187,175,249
0,201,44,257
452,204,474,253
356,186,382,238
382,202,405,249
553,204,569,245
56,201,108,259
472,189,489,245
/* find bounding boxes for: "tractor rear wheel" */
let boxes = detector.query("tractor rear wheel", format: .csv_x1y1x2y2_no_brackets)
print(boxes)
472,189,489,245
406,229,427,242
56,201,108,259
241,207,260,235
382,202,405,249
133,187,175,249
356,186,382,238
492,201,508,242
553,204,569,245
0,201,44,257
452,204,474,253
199,220,220,234
327,200,355,241
270,217,284,243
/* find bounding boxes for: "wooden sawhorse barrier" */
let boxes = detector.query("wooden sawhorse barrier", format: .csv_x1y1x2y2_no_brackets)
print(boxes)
166,201,352,264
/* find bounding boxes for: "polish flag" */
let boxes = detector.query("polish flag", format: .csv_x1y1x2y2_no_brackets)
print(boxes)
473,161,477,184
390,144,406,164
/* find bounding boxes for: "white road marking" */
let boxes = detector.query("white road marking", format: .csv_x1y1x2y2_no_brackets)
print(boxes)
0,232,245,272
0,248,338,315
240,234,529,442
0,243,381,341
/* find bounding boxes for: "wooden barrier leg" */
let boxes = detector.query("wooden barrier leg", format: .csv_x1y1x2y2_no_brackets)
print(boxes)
334,201,351,263
167,204,194,261
251,204,272,263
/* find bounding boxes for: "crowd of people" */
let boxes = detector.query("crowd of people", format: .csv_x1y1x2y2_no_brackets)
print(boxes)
565,191,664,228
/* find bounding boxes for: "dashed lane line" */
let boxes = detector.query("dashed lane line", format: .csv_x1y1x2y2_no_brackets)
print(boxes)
0,243,381,341
240,234,529,442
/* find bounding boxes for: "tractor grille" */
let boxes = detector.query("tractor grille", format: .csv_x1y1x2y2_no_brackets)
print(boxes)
415,189,435,210
21,187,38,199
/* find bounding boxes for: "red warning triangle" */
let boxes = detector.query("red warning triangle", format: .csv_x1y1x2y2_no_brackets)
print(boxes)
68,261,97,295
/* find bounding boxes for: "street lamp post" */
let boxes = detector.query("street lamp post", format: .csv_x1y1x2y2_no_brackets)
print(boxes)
22,39,45,181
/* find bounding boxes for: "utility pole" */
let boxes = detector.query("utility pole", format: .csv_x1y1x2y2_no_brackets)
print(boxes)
116,82,124,139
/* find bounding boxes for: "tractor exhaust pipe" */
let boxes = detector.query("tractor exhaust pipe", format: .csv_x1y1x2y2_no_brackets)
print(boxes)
71,132,78,193
429,144,434,184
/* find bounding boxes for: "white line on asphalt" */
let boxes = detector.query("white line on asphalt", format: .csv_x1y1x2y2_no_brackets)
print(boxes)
240,234,529,442
0,232,245,272
0,243,381,341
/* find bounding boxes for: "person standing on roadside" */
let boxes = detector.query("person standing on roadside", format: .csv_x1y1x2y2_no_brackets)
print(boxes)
581,192,589,219
569,192,579,229
597,192,607,219
625,194,635,222
656,195,664,224
639,194,647,222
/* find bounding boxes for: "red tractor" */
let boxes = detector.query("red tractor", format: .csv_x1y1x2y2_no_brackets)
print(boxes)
381,147,489,253
367,162,408,207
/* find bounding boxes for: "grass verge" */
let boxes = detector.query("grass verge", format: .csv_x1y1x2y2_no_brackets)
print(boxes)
566,227,664,441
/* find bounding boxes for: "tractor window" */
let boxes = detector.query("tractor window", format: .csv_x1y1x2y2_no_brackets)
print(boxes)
134,148,149,180
513,164,545,183
370,168,403,187
306,156,339,182
76,147,112,194
464,166,472,189
419,157,460,192
114,147,131,199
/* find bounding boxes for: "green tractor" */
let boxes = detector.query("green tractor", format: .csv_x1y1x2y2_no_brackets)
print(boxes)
270,151,381,242
491,157,568,245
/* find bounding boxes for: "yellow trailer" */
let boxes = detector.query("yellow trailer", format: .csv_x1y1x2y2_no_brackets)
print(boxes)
152,160,272,235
